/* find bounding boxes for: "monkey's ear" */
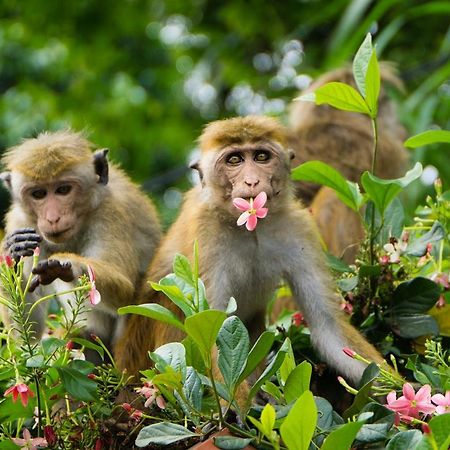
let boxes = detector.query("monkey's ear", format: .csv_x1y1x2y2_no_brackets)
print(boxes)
0,172,12,191
287,148,296,161
93,148,109,185
189,160,204,182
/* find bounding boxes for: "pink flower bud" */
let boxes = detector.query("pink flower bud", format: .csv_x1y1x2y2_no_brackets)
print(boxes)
343,347,356,358
33,247,40,257
421,423,431,435
4,255,14,267
87,373,96,380
65,341,74,350
44,425,57,447
291,312,304,327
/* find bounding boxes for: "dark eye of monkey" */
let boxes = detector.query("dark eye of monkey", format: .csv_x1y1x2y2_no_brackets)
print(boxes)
254,150,271,162
226,153,243,165
31,188,47,200
55,184,73,195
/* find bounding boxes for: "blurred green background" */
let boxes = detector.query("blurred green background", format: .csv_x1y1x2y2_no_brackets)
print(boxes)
0,0,449,223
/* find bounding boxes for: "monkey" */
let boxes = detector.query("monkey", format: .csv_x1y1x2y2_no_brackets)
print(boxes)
289,65,409,262
0,130,162,352
115,116,383,387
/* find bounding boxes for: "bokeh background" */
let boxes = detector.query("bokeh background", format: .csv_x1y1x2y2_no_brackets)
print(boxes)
0,0,449,224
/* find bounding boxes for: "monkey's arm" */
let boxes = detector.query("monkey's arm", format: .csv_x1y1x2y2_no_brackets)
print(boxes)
285,210,382,384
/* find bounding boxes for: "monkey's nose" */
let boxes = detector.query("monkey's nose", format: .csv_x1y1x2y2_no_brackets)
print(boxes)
244,179,260,187
47,216,61,225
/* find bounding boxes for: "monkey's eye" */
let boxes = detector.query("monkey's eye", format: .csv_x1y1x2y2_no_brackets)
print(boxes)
31,189,47,200
55,184,72,195
254,151,271,162
226,153,243,165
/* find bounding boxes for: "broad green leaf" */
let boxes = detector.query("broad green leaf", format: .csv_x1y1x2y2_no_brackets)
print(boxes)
296,92,316,102
182,336,206,373
71,337,105,359
337,276,359,292
154,277,194,317
237,331,275,385
217,316,250,393
391,277,441,315
248,338,289,401
151,343,186,378
404,130,450,148
361,162,422,215
405,221,445,256
56,365,97,402
185,310,227,363
260,403,276,437
226,297,237,314
386,430,422,450
183,367,203,411
353,33,373,97
387,314,439,339
41,337,66,356
280,390,317,450
262,380,283,400
135,422,200,447
321,421,364,450
0,441,19,450
315,82,371,115
370,197,405,245
355,403,395,444
364,49,380,117
173,253,194,285
326,253,354,273
284,361,312,403
118,303,185,331
291,161,362,211
214,436,253,449
278,339,295,385
429,410,450,450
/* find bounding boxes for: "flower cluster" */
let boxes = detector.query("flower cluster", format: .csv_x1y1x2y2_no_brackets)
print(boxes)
137,381,166,409
386,383,450,424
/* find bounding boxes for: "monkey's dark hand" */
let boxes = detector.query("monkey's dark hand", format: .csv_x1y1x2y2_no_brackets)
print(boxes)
29,259,74,292
5,228,42,261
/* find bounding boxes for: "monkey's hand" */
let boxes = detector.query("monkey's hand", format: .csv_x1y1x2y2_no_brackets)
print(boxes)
5,228,42,260
29,259,74,292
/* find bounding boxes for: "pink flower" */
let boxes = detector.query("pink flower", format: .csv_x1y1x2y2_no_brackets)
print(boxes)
11,428,47,450
431,272,449,289
431,391,450,415
340,301,353,315
137,381,166,409
233,191,268,231
436,295,446,308
87,265,101,305
386,383,435,419
4,383,34,407
121,402,144,421
342,347,356,358
0,254,14,267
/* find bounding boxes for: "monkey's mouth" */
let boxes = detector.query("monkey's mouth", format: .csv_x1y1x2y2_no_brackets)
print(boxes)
44,228,73,241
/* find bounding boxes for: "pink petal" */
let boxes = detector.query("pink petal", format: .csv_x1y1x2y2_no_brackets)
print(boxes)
256,207,268,218
417,402,436,415
246,214,258,231
415,384,431,402
156,395,166,409
431,393,446,405
87,265,96,282
436,405,449,415
89,288,101,305
402,383,415,400
237,211,250,226
233,198,251,211
253,191,267,209
386,391,397,405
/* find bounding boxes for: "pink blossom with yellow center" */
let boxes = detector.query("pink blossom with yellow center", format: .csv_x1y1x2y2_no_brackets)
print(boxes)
233,191,268,231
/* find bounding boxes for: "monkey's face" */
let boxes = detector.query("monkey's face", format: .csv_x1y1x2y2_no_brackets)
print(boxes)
204,143,292,217
21,179,86,244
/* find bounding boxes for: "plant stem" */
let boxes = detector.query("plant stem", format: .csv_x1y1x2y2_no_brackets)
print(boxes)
207,367,224,427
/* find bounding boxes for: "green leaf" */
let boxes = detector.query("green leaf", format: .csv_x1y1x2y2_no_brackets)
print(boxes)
237,331,275,385
353,33,373,97
291,161,362,211
361,162,422,215
405,221,445,256
226,297,237,314
429,408,450,450
41,337,66,356
321,421,364,450
151,343,186,378
217,316,250,393
153,278,194,317
388,314,439,339
386,430,423,449
326,253,354,273
280,390,317,450
355,403,395,444
183,367,203,411
173,253,194,285
135,422,200,447
337,276,359,292
364,49,380,117
71,337,105,359
185,310,227,364
278,339,296,385
183,336,206,373
118,303,185,331
248,338,289,401
262,380,283,400
284,361,312,403
404,130,450,148
260,403,276,437
214,436,253,449
391,277,441,315
56,365,97,402
314,82,370,115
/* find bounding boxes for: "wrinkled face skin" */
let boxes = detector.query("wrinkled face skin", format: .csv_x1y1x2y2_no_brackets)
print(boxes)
21,178,87,244
205,141,293,217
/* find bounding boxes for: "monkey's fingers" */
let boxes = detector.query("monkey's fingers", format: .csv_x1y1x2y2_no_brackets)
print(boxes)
8,242,40,260
28,275,41,292
6,233,41,248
